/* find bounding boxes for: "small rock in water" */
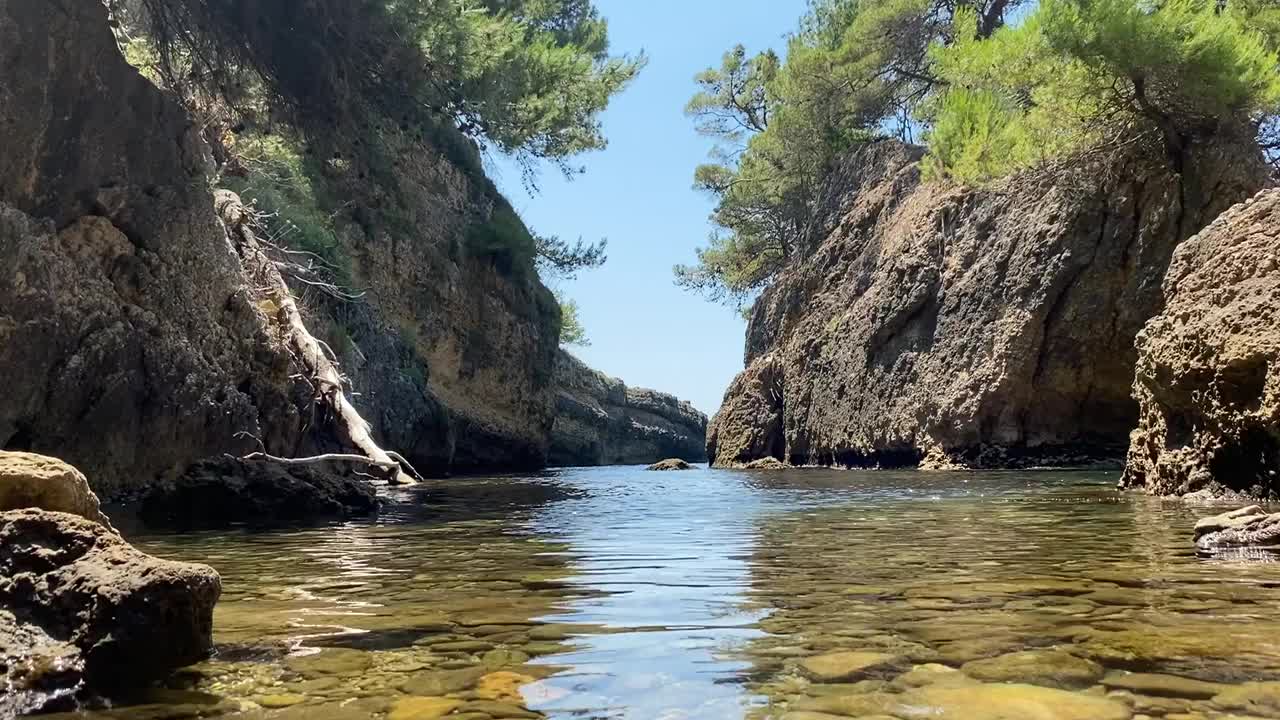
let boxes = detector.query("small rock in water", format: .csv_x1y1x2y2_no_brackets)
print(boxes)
961,649,1103,689
1100,671,1226,699
743,456,792,470
1213,680,1280,713
1193,505,1280,550
388,696,464,720
398,666,487,695
255,693,307,708
646,458,693,471
476,670,537,703
903,683,1132,720
798,651,898,683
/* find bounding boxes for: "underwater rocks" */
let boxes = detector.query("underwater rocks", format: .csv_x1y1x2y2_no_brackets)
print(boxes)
0,451,114,530
139,456,378,529
709,139,1266,469
550,350,708,467
0,509,220,703
1193,505,1280,550
1123,189,1280,498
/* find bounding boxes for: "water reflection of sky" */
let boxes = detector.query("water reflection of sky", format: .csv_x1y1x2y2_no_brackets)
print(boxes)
523,467,771,719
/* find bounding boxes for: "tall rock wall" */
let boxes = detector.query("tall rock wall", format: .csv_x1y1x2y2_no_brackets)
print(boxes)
0,0,559,494
0,0,308,497
1122,189,1280,498
709,139,1266,469
549,351,708,466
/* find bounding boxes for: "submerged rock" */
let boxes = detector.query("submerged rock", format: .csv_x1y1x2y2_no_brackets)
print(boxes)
550,351,708,467
1123,189,1280,497
647,458,693,471
960,649,1102,689
791,683,1131,720
0,451,113,529
139,456,378,529
798,651,899,683
1193,505,1280,550
903,683,1132,720
0,509,220,695
1100,671,1227,699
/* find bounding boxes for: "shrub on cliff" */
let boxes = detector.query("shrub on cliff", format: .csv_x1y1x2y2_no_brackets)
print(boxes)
676,0,1280,306
118,0,638,280
675,0,1028,307
132,0,642,170
926,0,1280,182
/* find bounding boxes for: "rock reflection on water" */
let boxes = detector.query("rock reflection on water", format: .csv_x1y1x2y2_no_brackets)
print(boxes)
44,469,1280,720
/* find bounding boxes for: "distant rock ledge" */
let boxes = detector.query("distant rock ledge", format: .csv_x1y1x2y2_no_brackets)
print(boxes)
550,350,708,467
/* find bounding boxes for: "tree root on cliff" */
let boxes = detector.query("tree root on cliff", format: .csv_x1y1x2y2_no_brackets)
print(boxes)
215,190,420,485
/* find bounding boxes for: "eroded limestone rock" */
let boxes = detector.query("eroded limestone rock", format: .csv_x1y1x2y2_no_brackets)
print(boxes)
0,509,221,695
709,140,1265,469
1192,505,1280,550
1123,189,1280,497
0,452,113,529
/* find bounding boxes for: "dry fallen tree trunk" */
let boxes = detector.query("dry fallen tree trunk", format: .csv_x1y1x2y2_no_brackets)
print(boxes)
215,190,419,485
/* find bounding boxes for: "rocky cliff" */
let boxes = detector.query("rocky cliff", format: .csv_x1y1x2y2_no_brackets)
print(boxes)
1122,189,1280,498
709,139,1266,469
549,351,708,466
0,0,558,495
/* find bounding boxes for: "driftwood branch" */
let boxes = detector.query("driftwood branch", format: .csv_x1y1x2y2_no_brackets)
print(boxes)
216,190,420,485
234,451,396,471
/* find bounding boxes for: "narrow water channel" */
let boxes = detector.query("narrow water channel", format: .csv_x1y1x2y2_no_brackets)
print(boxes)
58,467,1280,720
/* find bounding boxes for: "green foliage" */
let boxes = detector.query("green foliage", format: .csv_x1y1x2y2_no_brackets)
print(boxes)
677,0,1026,307
467,200,538,277
535,235,607,280
555,293,590,346
221,133,352,282
925,0,1280,182
679,0,1280,304
136,0,642,171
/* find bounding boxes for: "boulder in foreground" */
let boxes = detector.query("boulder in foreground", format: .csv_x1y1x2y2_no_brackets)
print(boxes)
1123,189,1280,497
0,451,114,530
1194,505,1280,550
140,456,378,529
0,509,221,703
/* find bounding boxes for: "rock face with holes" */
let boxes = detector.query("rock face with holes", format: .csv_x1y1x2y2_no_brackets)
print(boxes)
549,351,707,466
709,139,1266,470
1122,190,1280,498
0,509,220,707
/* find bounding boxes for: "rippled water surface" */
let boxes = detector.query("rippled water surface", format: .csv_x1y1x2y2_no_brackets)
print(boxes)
61,467,1280,720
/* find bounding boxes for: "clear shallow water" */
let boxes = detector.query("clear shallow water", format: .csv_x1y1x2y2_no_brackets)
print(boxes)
51,467,1280,720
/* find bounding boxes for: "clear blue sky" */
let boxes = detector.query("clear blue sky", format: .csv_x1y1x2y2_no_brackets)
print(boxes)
490,1,807,417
